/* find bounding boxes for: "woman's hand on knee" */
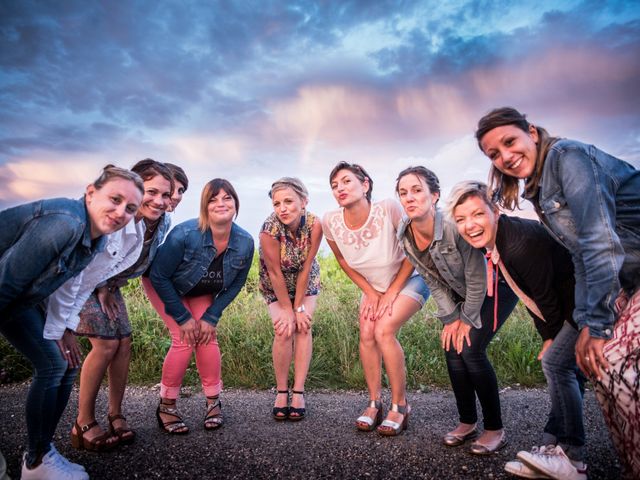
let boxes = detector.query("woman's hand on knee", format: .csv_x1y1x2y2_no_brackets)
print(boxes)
179,318,198,347
454,322,472,354
97,286,119,321
441,320,460,352
273,309,295,337
375,289,399,320
295,311,312,334
575,327,608,381
198,321,216,345
55,328,83,368
537,339,553,361
359,291,380,323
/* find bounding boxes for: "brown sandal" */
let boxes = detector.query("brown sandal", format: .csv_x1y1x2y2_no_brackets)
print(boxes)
70,420,119,451
108,414,136,445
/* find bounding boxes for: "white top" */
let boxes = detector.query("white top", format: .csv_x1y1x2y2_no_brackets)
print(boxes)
322,198,406,292
43,219,145,340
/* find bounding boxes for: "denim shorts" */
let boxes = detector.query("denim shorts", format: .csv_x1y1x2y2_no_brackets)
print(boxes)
398,274,430,307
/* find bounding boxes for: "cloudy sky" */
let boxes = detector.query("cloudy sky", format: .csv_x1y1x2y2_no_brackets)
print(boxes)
1,0,639,241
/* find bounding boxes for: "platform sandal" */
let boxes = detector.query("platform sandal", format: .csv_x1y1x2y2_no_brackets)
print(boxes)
377,403,410,436
272,390,290,421
70,420,119,451
288,390,306,421
355,399,383,432
108,414,136,445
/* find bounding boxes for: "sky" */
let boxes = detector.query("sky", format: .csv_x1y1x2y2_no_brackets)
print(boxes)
1,0,639,244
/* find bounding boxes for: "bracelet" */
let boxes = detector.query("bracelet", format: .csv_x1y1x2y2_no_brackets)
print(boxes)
295,305,306,313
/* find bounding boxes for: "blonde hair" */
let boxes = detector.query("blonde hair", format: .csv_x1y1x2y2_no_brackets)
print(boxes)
269,177,309,200
445,180,494,219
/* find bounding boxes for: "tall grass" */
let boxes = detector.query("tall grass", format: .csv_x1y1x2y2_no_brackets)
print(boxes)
0,254,545,388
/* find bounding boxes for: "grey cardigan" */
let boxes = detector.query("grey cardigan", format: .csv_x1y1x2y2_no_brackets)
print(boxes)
397,209,487,328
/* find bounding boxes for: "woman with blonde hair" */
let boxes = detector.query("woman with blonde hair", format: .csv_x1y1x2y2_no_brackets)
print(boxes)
150,178,254,433
259,177,322,420
448,180,585,478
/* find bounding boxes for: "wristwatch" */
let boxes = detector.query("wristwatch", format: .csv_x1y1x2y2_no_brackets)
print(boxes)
295,305,306,313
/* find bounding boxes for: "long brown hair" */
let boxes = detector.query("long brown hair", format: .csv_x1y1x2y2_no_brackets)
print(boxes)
476,107,558,210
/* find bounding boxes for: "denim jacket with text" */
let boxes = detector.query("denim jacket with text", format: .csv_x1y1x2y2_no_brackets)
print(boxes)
526,139,640,339
150,219,255,326
397,209,487,328
0,197,105,317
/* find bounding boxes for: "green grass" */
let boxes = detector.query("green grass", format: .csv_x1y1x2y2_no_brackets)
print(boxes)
0,254,545,388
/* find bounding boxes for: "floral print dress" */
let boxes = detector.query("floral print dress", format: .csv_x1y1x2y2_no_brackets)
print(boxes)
258,211,320,304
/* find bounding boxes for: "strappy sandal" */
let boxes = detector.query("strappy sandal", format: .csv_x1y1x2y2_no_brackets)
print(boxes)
70,420,119,451
272,390,289,421
108,414,136,445
355,399,383,432
156,400,189,434
288,390,306,421
377,403,410,436
204,396,223,430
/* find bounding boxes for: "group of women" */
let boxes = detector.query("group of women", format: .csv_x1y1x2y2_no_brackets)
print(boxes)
0,107,638,480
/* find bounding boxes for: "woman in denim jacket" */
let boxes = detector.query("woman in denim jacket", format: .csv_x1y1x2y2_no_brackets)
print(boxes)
449,181,586,479
395,166,518,455
69,159,173,452
150,178,254,433
0,165,143,480
477,107,640,479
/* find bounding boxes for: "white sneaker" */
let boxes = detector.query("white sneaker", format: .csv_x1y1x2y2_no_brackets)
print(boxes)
49,443,86,472
22,451,89,480
505,459,553,478
517,445,587,480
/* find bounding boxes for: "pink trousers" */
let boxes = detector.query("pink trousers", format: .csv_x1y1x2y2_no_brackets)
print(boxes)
142,278,222,399
595,287,640,479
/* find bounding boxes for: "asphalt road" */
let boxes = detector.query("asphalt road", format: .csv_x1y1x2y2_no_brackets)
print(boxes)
0,384,619,479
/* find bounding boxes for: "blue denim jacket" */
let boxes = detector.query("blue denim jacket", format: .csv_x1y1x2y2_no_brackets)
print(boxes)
526,139,640,339
0,197,105,315
397,209,487,328
150,219,255,326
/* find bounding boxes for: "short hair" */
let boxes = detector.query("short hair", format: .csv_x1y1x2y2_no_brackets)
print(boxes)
445,180,494,219
329,161,373,203
131,158,175,195
92,164,144,195
198,178,240,231
165,163,189,192
269,177,309,200
395,166,440,202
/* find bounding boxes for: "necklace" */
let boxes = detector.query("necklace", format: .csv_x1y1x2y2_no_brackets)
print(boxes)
343,205,370,229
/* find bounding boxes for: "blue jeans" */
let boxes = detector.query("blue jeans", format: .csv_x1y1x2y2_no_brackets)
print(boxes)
0,306,78,467
541,321,586,461
444,281,518,430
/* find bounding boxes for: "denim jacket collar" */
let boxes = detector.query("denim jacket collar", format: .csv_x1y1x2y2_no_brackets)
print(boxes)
396,208,444,246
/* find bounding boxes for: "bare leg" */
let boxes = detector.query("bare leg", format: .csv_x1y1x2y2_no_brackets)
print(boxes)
358,300,382,422
291,296,317,412
107,336,133,439
374,294,421,424
269,302,293,415
74,338,119,445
